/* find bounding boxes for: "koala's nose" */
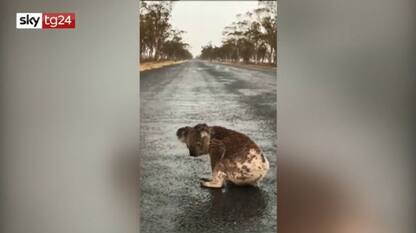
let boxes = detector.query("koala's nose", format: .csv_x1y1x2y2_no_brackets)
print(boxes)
189,150,197,157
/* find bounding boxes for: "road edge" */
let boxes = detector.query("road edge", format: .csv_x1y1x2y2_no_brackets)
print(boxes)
139,60,188,72
209,61,278,73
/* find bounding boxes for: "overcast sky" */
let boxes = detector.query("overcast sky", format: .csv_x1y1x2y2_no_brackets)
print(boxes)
170,1,259,57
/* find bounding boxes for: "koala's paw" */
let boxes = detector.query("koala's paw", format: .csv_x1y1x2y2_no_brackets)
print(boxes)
199,177,211,182
200,180,223,189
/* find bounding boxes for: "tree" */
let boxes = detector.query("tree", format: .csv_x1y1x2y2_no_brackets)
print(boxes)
139,1,192,61
200,2,277,65
162,29,192,60
257,1,278,64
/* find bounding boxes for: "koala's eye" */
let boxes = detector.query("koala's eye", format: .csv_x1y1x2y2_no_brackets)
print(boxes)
196,142,202,146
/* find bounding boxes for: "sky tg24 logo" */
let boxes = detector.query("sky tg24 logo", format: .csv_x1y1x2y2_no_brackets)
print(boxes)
16,13,75,29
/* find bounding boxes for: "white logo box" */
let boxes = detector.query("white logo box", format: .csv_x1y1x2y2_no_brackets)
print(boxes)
16,13,42,29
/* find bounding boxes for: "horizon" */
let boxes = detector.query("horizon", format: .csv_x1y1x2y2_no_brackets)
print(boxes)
169,1,259,57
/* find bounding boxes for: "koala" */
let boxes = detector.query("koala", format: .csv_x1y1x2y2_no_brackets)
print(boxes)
176,123,269,188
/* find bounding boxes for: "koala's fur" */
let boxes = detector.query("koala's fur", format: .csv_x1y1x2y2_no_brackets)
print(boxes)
177,123,269,188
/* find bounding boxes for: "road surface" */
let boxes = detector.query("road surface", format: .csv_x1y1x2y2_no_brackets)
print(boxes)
140,60,277,233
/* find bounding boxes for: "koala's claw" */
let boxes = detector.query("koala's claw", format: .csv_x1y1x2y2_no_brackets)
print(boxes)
199,177,211,182
200,181,212,188
200,181,223,189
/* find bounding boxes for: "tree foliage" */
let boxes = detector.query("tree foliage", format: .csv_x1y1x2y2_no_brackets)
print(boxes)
140,1,192,61
200,1,277,65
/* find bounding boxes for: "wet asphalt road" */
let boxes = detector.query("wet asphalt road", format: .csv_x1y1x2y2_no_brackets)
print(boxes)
140,60,277,233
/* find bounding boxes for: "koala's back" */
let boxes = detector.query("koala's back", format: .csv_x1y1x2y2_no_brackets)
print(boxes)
210,126,261,159
210,126,269,185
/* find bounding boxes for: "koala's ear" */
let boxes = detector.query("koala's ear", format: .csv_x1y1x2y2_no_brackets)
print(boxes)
194,123,209,131
195,123,210,138
176,126,191,142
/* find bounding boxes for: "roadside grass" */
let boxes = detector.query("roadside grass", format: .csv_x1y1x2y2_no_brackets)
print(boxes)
139,60,187,72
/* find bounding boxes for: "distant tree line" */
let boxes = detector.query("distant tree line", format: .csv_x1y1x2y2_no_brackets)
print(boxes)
140,1,193,61
200,1,277,65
